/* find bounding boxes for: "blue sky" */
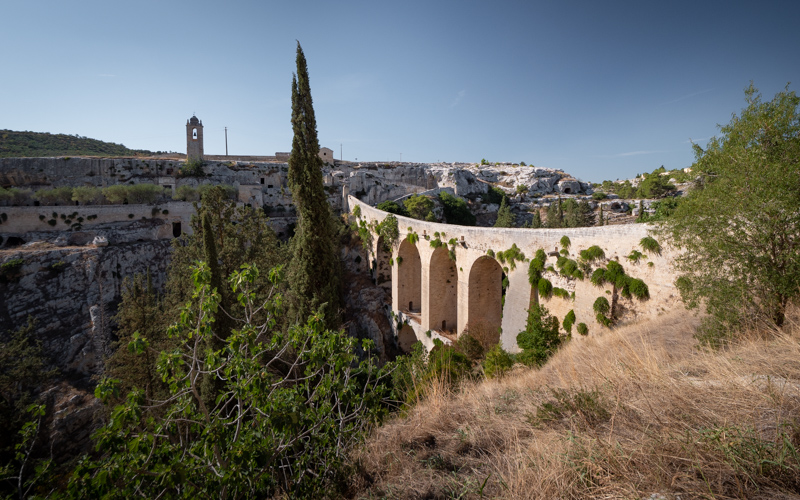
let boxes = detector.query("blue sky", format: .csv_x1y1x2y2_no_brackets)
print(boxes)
2,0,799,182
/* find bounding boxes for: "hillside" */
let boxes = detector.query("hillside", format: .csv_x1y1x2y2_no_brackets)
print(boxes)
0,129,156,158
351,310,800,499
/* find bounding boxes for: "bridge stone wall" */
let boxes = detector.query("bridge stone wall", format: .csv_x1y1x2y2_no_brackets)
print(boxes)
350,196,681,352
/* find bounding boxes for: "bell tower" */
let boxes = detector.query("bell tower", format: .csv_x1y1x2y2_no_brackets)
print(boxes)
186,115,204,162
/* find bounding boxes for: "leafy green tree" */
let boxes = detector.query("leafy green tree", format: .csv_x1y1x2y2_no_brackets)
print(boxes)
439,191,476,225
0,318,57,498
105,272,168,404
516,304,564,367
636,170,676,198
659,84,800,338
68,263,390,498
403,194,435,221
376,200,408,217
494,196,515,227
286,42,341,330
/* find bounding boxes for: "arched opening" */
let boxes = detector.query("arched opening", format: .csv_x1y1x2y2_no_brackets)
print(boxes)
192,128,198,140
172,222,181,237
467,256,503,338
375,236,392,303
397,239,421,314
428,246,457,335
563,187,572,194
397,324,417,353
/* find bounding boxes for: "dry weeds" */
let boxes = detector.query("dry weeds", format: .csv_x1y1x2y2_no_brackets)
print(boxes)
350,310,800,499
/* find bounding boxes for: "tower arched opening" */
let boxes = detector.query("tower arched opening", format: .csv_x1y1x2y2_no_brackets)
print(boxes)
397,324,417,353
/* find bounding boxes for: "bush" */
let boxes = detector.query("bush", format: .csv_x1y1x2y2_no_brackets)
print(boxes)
72,186,103,205
483,344,514,378
538,278,553,299
102,185,128,204
560,235,571,250
439,191,476,226
483,186,506,205
173,184,199,201
517,304,564,368
127,184,164,204
576,322,589,335
563,310,576,334
591,192,608,200
177,159,206,178
456,333,484,361
579,245,605,262
404,194,434,221
640,236,662,255
376,200,408,217
628,278,650,300
593,296,610,315
33,186,73,205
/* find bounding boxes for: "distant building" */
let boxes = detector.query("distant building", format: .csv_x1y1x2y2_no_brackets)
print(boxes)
319,147,334,164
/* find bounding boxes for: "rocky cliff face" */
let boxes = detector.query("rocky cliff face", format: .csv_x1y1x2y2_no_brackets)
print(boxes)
0,239,172,459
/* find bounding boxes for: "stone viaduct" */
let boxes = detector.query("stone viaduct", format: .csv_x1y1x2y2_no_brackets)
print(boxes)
348,196,681,353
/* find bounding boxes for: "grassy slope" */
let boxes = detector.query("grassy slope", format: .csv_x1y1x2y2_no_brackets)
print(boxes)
352,311,800,499
0,129,154,158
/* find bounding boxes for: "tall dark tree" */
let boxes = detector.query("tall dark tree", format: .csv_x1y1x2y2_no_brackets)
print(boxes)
494,196,515,227
287,42,341,329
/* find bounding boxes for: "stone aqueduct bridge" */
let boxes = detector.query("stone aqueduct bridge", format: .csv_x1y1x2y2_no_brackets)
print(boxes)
348,196,681,353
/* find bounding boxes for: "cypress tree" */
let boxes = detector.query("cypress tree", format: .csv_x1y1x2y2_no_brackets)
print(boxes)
494,196,515,227
286,42,341,329
598,205,604,226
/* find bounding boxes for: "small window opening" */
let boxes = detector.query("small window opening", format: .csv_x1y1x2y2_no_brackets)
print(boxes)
267,184,273,189
192,128,198,140
260,178,265,185
172,222,181,238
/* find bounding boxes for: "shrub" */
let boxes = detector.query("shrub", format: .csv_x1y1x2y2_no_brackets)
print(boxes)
351,205,361,218
404,194,435,221
590,268,606,287
593,296,610,315
456,333,484,361
628,278,650,300
33,186,74,205
127,184,164,204
579,245,605,262
483,344,514,378
483,186,506,205
538,278,553,299
563,310,576,334
627,249,644,263
576,322,589,336
47,219,57,226
439,191,476,225
560,235,571,250
173,185,199,201
177,159,206,178
517,304,564,368
103,185,129,204
640,236,662,255
591,192,608,200
72,186,103,205
376,200,408,217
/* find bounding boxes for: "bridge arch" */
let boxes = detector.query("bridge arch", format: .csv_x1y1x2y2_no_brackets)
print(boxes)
427,246,458,334
397,323,417,353
466,256,503,337
396,239,421,314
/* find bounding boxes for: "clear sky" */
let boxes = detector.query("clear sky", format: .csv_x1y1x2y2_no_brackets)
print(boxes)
2,0,799,182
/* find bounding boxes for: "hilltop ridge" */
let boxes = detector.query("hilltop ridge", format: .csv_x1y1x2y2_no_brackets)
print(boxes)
0,129,160,158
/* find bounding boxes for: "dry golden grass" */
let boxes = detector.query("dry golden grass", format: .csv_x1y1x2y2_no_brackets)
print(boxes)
349,309,800,499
